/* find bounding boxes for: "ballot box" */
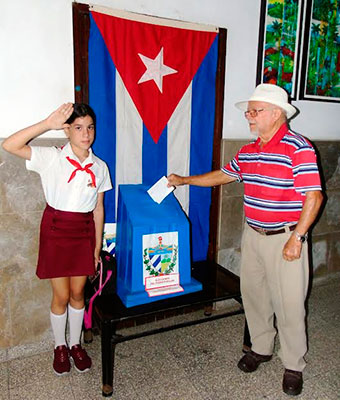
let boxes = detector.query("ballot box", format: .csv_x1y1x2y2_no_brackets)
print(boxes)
115,184,202,307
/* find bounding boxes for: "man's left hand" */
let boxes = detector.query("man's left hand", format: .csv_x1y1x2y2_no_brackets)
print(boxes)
282,235,302,261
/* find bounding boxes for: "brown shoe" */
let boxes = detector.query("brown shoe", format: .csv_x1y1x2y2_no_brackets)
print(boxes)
237,350,272,373
282,369,303,396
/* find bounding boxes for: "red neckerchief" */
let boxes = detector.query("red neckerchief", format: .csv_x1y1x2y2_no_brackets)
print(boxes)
66,156,96,188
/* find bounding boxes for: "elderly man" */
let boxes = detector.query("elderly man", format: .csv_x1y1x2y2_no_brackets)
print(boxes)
167,83,323,396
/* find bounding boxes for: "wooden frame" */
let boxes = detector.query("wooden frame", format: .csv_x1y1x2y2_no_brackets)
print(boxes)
299,0,340,102
72,2,226,262
257,0,304,99
72,2,90,103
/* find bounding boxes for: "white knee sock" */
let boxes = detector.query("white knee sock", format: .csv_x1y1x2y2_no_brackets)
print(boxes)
50,310,67,348
68,304,84,348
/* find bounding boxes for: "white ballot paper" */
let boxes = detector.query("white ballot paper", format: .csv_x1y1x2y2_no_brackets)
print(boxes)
147,176,175,204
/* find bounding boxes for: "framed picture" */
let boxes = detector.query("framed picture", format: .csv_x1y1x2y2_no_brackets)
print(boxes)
299,0,340,102
257,0,304,99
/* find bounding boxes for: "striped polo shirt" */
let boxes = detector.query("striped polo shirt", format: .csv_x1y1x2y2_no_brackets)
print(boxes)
221,123,322,230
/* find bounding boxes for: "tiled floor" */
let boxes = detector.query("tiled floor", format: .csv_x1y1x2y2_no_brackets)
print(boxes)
1,273,339,399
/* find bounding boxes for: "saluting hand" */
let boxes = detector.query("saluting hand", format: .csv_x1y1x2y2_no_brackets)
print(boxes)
45,103,74,130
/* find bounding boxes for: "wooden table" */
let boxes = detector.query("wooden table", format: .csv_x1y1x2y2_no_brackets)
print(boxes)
87,260,249,397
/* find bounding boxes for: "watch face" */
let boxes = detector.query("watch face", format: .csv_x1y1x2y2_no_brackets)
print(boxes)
295,232,307,242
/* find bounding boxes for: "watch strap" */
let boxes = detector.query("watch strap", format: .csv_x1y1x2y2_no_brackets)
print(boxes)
294,231,308,242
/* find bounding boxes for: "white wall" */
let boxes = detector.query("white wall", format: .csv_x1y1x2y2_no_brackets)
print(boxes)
1,0,339,140
1,0,74,139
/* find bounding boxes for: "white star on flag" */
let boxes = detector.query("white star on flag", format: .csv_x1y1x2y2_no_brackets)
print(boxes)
137,47,178,93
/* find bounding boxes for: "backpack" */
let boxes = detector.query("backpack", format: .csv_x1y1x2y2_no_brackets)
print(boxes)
84,250,116,329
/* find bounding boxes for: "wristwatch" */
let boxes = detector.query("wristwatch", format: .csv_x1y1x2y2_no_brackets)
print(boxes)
294,231,308,243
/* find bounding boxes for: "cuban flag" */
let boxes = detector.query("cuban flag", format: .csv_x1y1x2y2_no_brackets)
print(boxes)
89,6,219,261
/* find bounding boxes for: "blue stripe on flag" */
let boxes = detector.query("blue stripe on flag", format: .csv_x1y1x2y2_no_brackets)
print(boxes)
142,125,168,185
89,14,117,223
189,36,218,261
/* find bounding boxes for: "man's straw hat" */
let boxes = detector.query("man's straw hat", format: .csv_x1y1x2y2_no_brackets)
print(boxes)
235,83,297,119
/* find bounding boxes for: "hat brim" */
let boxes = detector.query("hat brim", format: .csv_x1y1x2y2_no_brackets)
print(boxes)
235,98,297,119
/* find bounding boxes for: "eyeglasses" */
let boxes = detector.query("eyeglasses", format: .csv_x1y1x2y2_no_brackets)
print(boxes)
244,108,272,118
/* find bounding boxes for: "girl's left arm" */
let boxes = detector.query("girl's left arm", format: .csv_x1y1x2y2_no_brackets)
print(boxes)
93,192,105,266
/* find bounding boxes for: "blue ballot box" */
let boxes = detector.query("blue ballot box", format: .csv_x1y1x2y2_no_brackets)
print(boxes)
115,184,202,307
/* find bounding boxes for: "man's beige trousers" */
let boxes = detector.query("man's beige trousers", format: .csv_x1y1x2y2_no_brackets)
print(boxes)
240,223,309,372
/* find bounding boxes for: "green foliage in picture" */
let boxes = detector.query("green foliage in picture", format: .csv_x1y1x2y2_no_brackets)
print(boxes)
263,0,300,95
306,0,340,98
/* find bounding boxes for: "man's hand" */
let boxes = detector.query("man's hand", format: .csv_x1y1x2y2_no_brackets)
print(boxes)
282,191,323,262
167,173,184,187
282,234,302,261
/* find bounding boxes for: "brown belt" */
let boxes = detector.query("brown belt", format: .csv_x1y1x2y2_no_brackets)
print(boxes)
249,224,297,236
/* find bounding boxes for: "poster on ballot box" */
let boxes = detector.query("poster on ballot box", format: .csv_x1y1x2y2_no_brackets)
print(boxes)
142,232,183,297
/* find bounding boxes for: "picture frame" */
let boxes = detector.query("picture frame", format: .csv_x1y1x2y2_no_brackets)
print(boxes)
299,0,340,102
256,0,304,100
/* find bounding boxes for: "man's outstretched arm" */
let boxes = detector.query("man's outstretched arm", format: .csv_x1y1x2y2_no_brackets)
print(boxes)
168,170,236,188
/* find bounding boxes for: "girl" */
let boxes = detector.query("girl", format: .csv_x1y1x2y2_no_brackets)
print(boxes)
2,103,112,375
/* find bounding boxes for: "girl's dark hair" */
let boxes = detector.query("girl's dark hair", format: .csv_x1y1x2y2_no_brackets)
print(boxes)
66,103,96,126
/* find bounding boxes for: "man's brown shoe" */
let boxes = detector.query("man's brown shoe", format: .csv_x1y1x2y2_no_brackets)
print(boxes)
237,350,272,373
282,369,303,396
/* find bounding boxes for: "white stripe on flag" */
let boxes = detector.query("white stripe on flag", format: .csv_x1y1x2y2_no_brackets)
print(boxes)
115,71,143,215
167,83,192,215
90,5,219,32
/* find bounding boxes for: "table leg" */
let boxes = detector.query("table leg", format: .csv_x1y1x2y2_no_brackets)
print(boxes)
101,320,115,397
243,317,252,352
204,302,213,316
83,328,93,344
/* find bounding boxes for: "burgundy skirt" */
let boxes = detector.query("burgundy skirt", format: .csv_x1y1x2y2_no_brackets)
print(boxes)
36,204,96,279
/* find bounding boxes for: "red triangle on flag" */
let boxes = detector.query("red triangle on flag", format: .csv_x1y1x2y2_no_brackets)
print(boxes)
91,11,217,143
